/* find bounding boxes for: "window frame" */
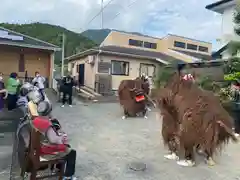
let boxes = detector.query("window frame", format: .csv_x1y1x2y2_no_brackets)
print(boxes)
174,41,186,49
139,63,156,77
198,46,208,52
187,43,198,50
144,41,157,49
111,60,130,76
128,39,143,47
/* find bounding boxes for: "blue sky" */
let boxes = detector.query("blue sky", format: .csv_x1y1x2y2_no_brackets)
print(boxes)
0,0,222,50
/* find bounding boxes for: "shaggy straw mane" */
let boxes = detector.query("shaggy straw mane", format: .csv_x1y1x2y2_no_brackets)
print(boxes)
157,70,237,164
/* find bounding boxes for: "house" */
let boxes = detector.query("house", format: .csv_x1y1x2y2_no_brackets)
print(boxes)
101,30,212,62
206,0,240,59
0,26,60,87
66,45,185,93
67,30,212,94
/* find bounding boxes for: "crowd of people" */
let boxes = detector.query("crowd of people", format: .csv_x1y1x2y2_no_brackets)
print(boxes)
0,71,78,179
0,71,45,111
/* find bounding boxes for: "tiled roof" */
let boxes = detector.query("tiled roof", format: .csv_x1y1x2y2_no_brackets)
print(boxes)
171,49,212,61
0,26,60,51
99,46,184,64
67,45,185,64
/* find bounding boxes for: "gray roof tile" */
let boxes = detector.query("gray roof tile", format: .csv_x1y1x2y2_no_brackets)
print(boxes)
0,26,60,50
99,46,185,64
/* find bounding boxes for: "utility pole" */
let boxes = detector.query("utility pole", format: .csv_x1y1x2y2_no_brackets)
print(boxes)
61,33,65,77
101,0,104,29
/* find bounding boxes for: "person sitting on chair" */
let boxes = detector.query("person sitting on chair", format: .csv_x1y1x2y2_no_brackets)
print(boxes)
32,116,77,180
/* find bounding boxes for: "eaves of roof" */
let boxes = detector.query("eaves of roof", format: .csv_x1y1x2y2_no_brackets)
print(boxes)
205,0,233,10
66,46,186,65
0,26,60,50
0,41,61,51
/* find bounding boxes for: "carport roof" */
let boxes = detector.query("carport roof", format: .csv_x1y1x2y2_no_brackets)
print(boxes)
0,26,61,51
66,45,185,64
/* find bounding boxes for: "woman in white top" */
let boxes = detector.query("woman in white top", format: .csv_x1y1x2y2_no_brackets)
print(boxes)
32,71,45,100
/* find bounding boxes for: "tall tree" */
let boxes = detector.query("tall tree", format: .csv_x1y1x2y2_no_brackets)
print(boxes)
234,3,240,36
228,3,240,55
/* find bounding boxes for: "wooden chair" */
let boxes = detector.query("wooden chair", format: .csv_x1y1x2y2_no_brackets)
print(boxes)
21,127,65,180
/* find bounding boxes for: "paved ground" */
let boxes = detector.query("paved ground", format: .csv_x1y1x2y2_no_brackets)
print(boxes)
0,108,22,179
1,91,240,180
53,99,240,180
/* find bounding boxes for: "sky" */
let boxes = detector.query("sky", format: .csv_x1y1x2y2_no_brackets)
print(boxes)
0,0,222,50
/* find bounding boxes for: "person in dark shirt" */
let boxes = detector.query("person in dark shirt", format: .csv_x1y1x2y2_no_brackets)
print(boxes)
61,75,75,108
231,80,240,137
0,73,8,111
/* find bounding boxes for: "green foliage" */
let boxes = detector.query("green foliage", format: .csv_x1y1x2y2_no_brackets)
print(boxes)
197,76,213,90
219,87,233,103
154,66,175,88
197,75,220,92
234,4,240,35
223,57,240,82
81,29,111,44
224,72,240,81
0,22,97,64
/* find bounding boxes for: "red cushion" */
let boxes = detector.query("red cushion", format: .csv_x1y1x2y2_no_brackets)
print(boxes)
40,144,67,155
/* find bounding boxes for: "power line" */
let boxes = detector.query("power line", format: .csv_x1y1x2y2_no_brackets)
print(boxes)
105,0,140,25
80,0,116,32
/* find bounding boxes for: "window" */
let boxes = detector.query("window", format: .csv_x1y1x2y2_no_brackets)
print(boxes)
129,39,143,47
174,41,186,48
198,46,208,52
18,54,25,72
140,63,156,77
144,42,157,49
111,60,129,75
187,43,198,50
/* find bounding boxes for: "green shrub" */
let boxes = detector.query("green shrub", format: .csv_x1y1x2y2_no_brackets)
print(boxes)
154,66,174,88
224,72,240,81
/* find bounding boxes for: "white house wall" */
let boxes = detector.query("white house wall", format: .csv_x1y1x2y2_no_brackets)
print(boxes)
221,49,231,59
222,6,235,44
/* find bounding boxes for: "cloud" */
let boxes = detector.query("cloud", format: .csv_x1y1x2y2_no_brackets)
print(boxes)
0,0,221,50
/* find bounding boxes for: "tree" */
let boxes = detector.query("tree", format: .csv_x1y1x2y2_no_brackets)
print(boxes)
234,3,240,36
0,23,97,65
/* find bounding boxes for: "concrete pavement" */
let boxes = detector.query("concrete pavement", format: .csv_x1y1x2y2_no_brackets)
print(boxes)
1,90,240,180
52,100,240,180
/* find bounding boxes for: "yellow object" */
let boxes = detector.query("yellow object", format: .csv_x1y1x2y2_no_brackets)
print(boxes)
28,101,39,117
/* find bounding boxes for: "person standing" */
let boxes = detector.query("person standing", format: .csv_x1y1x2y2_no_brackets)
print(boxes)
61,75,74,108
32,71,45,100
231,80,240,137
6,72,20,111
0,73,8,112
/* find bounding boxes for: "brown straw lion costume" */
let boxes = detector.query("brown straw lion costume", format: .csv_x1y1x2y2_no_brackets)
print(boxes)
118,79,148,119
157,68,237,167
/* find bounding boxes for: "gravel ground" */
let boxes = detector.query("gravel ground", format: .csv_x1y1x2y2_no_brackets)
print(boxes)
52,100,240,180
1,91,240,180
